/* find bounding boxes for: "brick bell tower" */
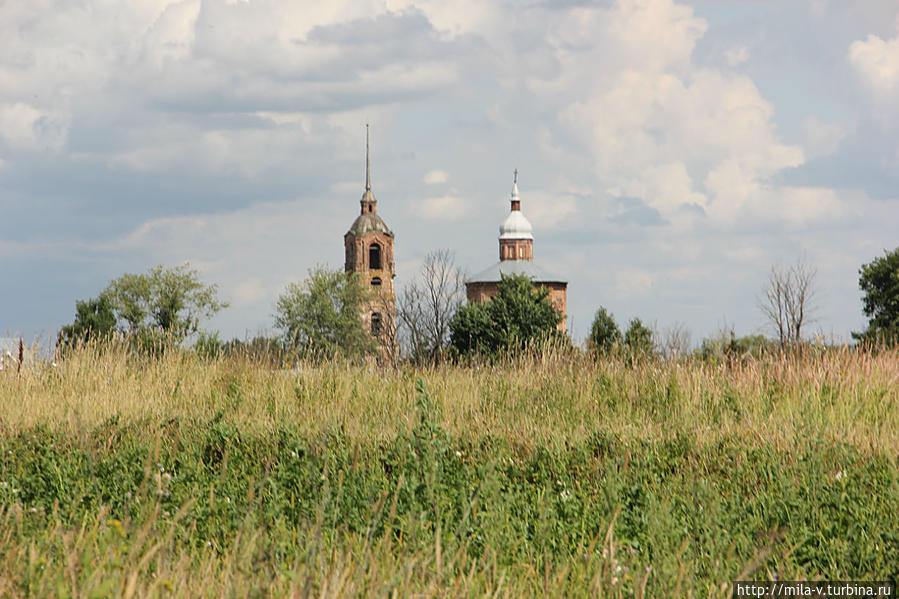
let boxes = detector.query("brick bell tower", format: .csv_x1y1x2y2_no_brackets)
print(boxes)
343,124,396,342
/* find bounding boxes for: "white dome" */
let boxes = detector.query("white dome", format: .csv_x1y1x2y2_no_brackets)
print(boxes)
499,210,533,240
498,176,533,240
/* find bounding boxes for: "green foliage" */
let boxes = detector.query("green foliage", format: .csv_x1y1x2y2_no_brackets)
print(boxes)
623,317,654,360
194,331,224,360
104,264,228,343
57,294,117,348
856,247,899,346
589,306,621,355
449,274,564,357
699,328,773,361
1,422,896,595
2,346,898,594
273,267,375,360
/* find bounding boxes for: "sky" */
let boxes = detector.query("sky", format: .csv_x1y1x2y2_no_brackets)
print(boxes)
2,0,899,347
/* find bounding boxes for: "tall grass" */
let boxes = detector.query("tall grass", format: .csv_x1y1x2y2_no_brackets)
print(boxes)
3,340,897,451
0,341,897,596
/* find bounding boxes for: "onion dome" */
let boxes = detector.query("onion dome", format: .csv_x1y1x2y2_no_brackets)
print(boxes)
499,170,533,240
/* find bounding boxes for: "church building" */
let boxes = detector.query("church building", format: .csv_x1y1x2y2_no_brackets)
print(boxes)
344,125,396,342
465,171,568,330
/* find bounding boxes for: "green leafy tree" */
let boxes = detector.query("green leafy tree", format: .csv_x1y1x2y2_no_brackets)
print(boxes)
856,247,899,346
699,326,772,362
58,294,117,348
106,264,228,341
274,267,375,360
449,274,563,357
623,317,654,360
589,307,621,355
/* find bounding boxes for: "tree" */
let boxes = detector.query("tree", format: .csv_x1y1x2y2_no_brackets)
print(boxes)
856,247,899,345
105,264,228,342
397,250,465,364
274,267,375,360
758,258,817,349
588,307,621,355
449,274,563,357
623,318,654,360
699,324,772,362
658,321,691,360
58,294,117,348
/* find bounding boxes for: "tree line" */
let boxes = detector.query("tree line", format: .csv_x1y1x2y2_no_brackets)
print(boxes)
59,246,899,362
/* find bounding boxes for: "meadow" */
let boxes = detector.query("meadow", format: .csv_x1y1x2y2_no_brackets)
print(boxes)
0,343,897,597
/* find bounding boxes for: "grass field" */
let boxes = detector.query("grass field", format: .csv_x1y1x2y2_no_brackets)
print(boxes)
0,343,897,597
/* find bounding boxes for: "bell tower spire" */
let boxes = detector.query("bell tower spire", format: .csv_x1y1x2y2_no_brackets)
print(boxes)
365,123,371,192
360,123,377,215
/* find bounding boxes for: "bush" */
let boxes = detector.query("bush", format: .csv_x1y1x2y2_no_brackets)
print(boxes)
589,306,621,356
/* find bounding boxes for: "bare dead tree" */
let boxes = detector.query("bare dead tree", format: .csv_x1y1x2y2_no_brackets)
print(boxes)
758,257,818,349
369,293,399,365
397,250,465,365
659,322,692,360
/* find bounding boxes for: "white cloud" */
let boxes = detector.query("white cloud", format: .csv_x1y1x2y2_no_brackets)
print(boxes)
723,244,764,264
611,161,706,220
409,194,470,220
725,45,750,68
849,16,899,99
614,269,654,300
140,0,202,68
0,103,68,152
534,0,807,226
519,189,579,230
393,0,501,37
423,169,448,184
801,116,849,159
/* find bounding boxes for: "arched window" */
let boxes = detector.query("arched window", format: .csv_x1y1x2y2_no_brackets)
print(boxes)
371,312,382,335
369,243,382,270
371,277,382,287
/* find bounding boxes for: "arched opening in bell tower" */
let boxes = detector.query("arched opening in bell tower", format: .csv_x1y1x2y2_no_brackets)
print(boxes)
369,243,382,270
